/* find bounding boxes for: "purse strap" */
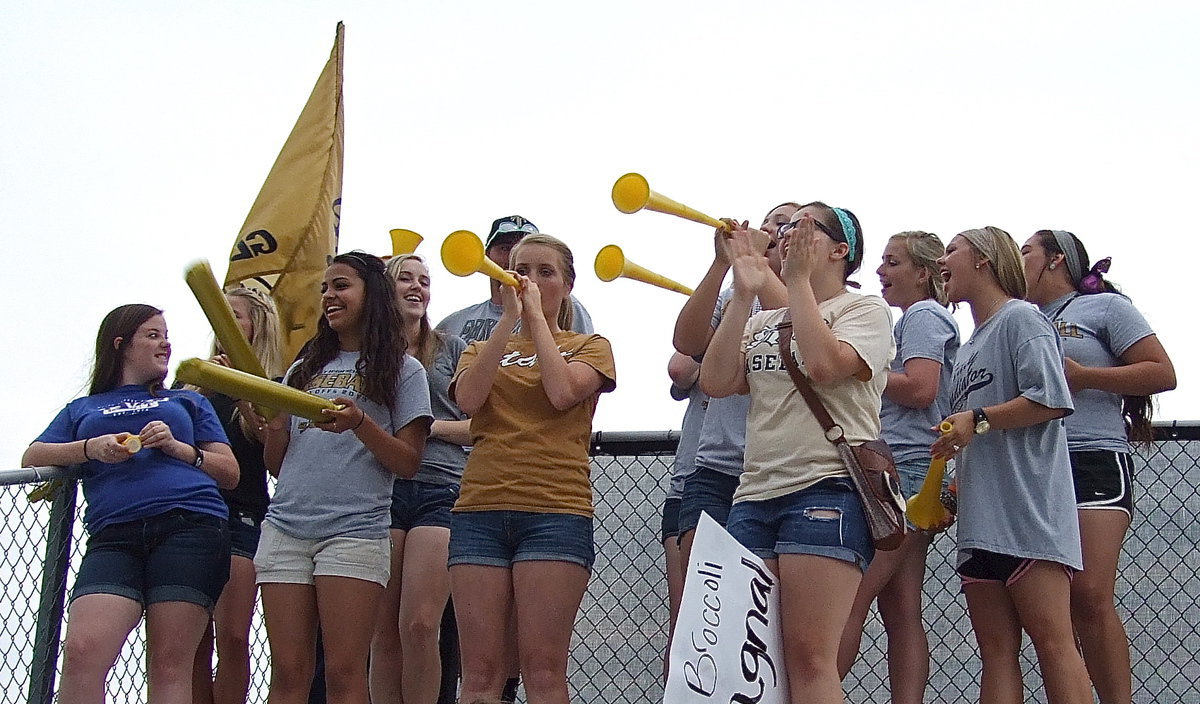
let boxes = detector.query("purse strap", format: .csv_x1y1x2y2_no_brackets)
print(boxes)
775,313,847,445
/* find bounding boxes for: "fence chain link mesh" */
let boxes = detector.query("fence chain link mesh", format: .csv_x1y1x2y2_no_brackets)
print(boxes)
2,428,1197,703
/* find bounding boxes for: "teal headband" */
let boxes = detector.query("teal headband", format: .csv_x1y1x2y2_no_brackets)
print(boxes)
832,207,858,261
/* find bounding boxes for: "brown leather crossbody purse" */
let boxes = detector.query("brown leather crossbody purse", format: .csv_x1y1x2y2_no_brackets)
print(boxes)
776,315,907,551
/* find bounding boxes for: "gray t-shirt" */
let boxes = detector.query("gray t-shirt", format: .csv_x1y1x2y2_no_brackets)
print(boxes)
951,300,1081,570
667,382,708,499
414,333,469,485
880,300,960,462
435,296,594,344
693,286,760,477
1038,292,1154,453
267,352,433,540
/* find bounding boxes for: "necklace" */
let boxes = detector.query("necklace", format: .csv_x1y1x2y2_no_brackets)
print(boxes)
974,296,1011,326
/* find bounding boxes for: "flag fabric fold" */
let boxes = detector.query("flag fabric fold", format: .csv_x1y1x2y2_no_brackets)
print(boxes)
225,22,344,364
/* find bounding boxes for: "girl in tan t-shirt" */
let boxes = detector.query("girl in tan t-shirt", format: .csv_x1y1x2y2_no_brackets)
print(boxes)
449,234,615,704
702,202,891,704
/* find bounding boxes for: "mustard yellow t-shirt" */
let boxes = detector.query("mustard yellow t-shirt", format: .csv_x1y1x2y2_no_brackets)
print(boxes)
450,331,617,517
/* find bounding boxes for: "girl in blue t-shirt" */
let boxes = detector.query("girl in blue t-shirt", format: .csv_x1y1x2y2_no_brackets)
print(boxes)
840,231,958,704
24,304,239,703
1022,229,1176,704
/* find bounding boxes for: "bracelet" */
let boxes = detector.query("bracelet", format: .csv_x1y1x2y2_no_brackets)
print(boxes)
82,438,94,462
352,409,366,431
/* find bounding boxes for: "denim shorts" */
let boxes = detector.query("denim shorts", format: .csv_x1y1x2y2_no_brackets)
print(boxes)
254,521,392,588
72,508,231,611
228,510,263,560
661,497,682,541
678,467,741,537
390,480,460,531
448,510,594,571
727,478,874,572
895,457,938,500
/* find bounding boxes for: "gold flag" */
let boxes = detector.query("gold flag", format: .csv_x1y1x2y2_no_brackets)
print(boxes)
225,22,344,365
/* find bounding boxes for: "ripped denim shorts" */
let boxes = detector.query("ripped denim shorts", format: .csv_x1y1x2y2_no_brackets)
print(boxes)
726,477,874,572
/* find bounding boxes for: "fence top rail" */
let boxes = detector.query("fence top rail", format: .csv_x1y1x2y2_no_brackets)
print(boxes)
3,420,1198,483
0,465,76,487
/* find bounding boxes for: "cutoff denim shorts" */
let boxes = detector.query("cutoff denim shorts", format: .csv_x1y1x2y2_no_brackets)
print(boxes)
448,510,594,571
727,477,874,572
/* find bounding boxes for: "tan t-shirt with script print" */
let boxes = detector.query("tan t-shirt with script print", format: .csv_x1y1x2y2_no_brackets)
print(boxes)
450,331,616,517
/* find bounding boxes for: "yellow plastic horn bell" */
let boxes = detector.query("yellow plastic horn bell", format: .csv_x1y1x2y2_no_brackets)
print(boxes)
389,229,423,257
611,172,728,230
594,245,693,296
440,230,519,288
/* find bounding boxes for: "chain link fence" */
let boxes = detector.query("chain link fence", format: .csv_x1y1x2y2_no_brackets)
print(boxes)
3,424,1198,703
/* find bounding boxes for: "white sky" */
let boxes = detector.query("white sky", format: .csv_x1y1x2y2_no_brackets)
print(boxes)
3,1,1197,467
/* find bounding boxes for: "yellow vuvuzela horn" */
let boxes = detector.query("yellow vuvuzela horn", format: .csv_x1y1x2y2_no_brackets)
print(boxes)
389,229,423,257
440,230,519,288
611,173,728,230
175,359,343,422
905,421,956,530
595,245,694,296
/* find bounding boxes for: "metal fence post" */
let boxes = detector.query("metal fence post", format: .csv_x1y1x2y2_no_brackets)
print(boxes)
26,475,78,704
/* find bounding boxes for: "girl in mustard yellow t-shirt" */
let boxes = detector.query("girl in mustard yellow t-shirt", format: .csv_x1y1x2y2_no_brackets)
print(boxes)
449,234,616,704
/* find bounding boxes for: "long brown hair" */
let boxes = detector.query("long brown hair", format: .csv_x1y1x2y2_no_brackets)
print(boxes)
288,252,409,409
89,304,164,395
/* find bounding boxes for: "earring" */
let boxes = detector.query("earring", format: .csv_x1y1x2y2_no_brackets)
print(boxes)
1049,263,1056,270
975,264,981,270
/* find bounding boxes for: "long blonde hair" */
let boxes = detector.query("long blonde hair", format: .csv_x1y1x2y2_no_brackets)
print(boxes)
201,287,282,438
511,234,576,331
889,231,949,306
219,287,284,380
958,226,1027,300
384,254,443,368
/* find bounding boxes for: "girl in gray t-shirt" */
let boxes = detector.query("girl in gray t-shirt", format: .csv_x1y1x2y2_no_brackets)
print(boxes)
259,252,433,703
932,227,1093,704
840,231,958,703
1023,229,1177,704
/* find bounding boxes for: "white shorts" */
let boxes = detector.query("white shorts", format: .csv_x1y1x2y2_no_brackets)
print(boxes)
254,521,391,587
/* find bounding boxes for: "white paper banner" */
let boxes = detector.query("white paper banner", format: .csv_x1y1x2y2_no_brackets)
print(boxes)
664,512,789,704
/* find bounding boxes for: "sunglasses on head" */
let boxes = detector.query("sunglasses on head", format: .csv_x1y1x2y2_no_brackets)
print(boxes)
777,218,835,240
492,221,539,236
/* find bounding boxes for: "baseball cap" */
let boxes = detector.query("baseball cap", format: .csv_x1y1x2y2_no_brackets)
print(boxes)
484,215,539,250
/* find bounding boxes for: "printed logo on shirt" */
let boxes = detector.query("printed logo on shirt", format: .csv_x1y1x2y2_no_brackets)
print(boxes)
304,371,365,395
459,318,499,344
746,325,800,374
950,350,995,412
499,347,575,368
100,398,165,416
1053,320,1084,339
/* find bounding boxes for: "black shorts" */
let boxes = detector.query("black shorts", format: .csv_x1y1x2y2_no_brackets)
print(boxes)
958,549,1073,588
1071,450,1134,517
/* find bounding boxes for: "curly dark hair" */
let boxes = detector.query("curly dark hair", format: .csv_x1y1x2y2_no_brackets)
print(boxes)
287,252,409,410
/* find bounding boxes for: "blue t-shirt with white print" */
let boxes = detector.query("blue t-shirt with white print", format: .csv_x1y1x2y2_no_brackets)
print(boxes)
36,385,230,533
